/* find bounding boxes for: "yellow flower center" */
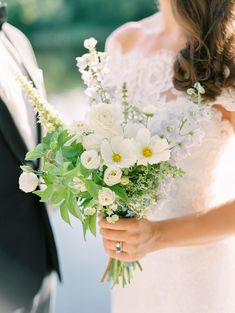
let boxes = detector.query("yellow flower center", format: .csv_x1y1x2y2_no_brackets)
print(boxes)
142,147,153,158
112,153,122,163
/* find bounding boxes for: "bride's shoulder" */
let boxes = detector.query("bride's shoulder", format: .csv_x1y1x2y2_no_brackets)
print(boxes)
105,13,162,54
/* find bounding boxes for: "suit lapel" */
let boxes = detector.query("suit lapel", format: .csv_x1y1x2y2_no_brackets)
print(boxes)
0,97,28,163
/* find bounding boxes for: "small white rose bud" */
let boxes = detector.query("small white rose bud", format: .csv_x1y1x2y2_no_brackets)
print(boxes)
120,176,130,186
104,167,122,186
19,172,38,193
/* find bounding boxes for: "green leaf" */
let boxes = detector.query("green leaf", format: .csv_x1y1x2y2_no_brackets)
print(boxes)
82,218,89,240
51,189,66,205
20,165,33,173
88,211,97,237
60,200,71,225
67,192,83,221
77,162,91,178
92,171,103,185
25,150,43,161
33,185,53,202
55,149,64,165
84,180,101,198
110,185,129,201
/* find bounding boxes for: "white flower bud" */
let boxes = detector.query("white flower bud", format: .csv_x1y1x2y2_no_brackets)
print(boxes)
84,38,97,50
19,172,38,193
120,176,130,186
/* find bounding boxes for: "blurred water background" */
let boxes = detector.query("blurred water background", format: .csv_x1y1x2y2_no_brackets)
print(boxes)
5,1,156,312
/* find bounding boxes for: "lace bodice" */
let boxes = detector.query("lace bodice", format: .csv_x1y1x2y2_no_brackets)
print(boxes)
107,42,235,220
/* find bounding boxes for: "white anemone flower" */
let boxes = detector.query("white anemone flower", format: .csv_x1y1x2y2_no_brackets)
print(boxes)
136,128,171,166
101,136,137,168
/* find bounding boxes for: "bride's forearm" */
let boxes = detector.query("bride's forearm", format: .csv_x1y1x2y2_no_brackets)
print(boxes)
154,200,235,250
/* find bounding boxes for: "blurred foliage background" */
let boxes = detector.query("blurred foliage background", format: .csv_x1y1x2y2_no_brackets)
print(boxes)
6,0,157,94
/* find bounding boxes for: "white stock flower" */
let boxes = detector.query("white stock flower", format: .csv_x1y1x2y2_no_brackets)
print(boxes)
104,167,122,186
101,136,137,168
82,133,103,151
86,103,123,138
136,128,171,166
84,38,98,50
81,150,100,169
98,187,116,206
19,172,38,193
84,207,96,216
106,214,119,224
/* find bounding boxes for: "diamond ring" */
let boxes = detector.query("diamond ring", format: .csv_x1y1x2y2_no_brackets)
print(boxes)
115,242,122,254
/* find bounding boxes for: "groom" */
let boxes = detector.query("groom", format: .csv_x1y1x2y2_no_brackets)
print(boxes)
0,3,60,313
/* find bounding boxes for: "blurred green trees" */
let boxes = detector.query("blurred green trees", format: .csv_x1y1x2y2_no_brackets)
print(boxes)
5,0,157,93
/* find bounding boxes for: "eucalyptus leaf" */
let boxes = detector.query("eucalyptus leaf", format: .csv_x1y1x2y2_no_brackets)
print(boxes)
88,211,97,237
60,200,71,225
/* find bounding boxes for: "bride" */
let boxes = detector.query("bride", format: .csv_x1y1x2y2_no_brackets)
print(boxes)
99,1,235,312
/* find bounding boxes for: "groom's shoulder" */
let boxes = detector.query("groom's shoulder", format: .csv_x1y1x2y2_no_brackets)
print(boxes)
3,23,36,56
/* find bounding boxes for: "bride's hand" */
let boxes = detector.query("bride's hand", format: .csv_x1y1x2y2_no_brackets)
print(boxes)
99,218,160,262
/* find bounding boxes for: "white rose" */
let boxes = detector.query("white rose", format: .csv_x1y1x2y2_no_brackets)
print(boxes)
98,187,115,206
86,103,123,138
19,172,38,193
104,167,122,186
81,150,100,169
82,133,103,151
84,38,98,50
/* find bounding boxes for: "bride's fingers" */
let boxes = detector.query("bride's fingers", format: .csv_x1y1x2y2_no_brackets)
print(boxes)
100,228,130,242
99,218,139,231
103,239,136,253
104,248,133,262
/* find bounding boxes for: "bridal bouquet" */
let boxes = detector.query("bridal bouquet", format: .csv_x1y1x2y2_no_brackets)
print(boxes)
18,38,208,287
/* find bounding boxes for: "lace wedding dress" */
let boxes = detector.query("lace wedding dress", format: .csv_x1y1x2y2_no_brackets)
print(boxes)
106,39,235,313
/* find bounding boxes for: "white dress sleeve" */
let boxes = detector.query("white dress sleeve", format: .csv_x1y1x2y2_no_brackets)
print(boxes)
215,87,235,111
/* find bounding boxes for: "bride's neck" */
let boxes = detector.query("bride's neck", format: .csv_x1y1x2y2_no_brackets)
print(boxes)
159,0,179,32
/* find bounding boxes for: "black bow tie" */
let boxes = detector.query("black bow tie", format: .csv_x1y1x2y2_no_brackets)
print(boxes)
0,3,7,29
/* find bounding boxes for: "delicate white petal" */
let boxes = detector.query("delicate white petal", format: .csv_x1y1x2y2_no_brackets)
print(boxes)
136,128,151,146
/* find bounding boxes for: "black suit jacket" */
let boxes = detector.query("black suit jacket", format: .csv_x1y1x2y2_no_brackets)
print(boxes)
0,26,61,311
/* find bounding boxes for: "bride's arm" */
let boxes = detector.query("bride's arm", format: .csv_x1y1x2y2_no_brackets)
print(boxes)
99,200,235,262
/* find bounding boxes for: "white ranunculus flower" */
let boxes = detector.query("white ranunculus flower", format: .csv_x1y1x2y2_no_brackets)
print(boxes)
84,37,98,50
81,150,100,169
19,172,38,193
104,167,122,186
136,128,171,166
124,122,144,139
101,136,137,168
86,103,123,138
98,187,116,206
82,133,104,151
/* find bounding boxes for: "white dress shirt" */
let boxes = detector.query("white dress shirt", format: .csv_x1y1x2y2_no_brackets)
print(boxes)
0,30,37,151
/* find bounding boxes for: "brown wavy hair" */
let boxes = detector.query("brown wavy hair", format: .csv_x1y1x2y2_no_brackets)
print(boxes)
171,0,235,100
